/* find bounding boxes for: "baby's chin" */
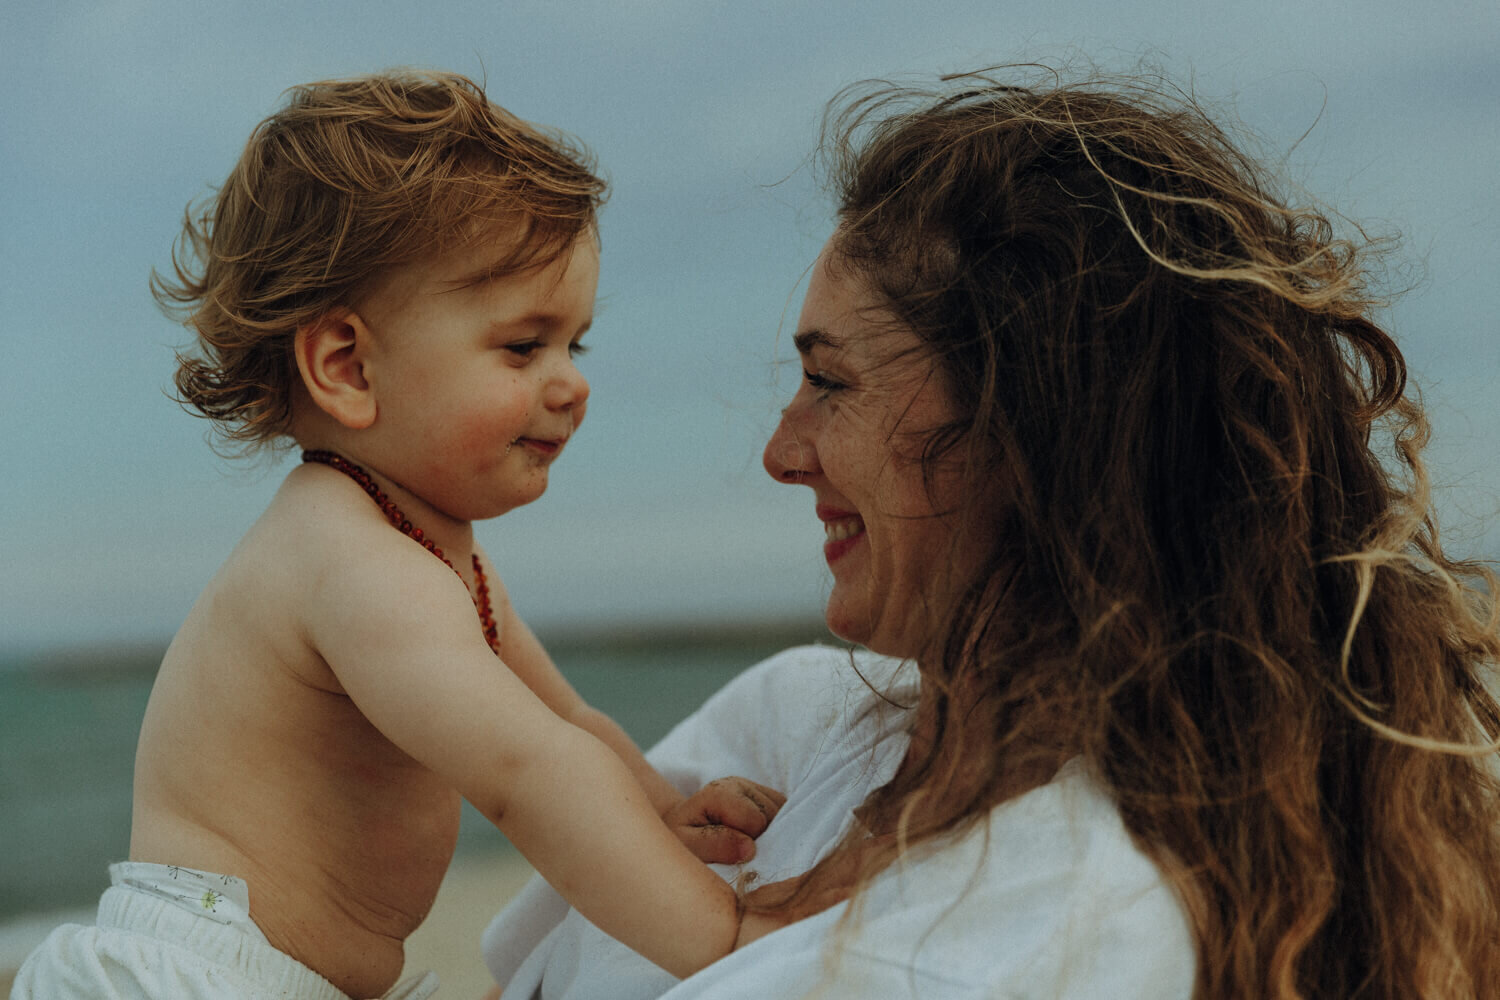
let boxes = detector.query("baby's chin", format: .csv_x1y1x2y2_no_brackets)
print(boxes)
482,478,551,519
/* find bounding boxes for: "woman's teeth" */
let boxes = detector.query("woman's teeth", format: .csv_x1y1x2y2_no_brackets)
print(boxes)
824,518,864,542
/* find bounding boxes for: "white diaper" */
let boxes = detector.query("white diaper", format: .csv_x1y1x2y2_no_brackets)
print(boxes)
109,862,260,932
9,862,439,1000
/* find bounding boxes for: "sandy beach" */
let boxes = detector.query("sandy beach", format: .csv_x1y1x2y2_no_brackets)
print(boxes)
0,848,537,998
402,849,538,997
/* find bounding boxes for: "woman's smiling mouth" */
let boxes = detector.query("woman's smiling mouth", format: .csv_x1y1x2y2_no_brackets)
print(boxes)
820,509,866,563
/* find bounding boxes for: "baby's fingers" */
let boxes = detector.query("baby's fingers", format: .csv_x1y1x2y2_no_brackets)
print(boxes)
672,822,757,865
661,776,786,862
701,777,785,836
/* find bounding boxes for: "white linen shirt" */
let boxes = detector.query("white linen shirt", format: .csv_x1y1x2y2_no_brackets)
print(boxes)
482,645,1195,1000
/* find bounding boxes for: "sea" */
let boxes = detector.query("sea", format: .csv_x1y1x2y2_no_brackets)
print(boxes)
0,622,833,960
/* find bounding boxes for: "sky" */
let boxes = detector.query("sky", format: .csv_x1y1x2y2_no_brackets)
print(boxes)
2,0,1497,653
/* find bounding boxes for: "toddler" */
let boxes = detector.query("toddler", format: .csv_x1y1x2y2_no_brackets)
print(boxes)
12,71,789,1000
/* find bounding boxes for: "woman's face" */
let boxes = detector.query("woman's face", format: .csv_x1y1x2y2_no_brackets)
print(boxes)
764,244,972,660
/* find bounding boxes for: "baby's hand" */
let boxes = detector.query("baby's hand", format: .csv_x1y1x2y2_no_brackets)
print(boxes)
663,777,785,865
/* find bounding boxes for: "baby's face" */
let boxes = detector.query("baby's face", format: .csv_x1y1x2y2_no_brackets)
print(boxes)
354,231,598,522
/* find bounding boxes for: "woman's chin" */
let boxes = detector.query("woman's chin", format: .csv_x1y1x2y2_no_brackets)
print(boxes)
823,600,920,660
822,599,865,649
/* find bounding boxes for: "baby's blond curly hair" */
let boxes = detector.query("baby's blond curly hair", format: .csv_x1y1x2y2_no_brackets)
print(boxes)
153,70,606,453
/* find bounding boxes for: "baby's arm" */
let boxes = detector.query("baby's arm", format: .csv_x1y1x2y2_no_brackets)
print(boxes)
305,540,753,976
485,560,784,862
483,573,685,814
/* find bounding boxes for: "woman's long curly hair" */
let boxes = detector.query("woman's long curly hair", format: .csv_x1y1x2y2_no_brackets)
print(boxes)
781,69,1500,998
153,70,605,454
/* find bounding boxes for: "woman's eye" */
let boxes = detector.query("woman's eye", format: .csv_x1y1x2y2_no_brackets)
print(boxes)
803,368,843,394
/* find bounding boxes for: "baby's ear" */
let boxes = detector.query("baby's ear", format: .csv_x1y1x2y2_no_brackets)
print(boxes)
294,309,377,429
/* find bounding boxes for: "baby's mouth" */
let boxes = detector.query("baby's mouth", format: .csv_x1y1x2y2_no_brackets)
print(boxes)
513,431,564,452
515,437,564,457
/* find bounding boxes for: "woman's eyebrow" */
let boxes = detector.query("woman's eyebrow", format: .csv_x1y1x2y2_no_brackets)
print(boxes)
793,329,842,355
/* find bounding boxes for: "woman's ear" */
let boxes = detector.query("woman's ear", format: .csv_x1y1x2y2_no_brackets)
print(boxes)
294,309,377,429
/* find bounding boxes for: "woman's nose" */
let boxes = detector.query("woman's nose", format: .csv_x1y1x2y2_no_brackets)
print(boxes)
763,409,816,484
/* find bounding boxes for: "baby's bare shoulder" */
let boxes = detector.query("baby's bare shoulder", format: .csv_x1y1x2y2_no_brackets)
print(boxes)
257,463,394,553
238,471,419,610
158,471,399,694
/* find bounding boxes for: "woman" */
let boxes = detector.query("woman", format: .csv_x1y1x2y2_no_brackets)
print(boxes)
485,71,1500,999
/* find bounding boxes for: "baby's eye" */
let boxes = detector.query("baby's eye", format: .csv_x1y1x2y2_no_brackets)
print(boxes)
504,341,541,358
569,341,590,359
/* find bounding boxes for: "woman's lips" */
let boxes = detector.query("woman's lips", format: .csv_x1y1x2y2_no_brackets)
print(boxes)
820,511,866,563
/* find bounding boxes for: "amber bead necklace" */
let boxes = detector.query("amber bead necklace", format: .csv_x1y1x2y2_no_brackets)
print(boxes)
301,450,500,654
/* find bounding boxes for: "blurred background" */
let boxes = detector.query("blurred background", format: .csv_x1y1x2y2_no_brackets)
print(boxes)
3,0,1497,987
